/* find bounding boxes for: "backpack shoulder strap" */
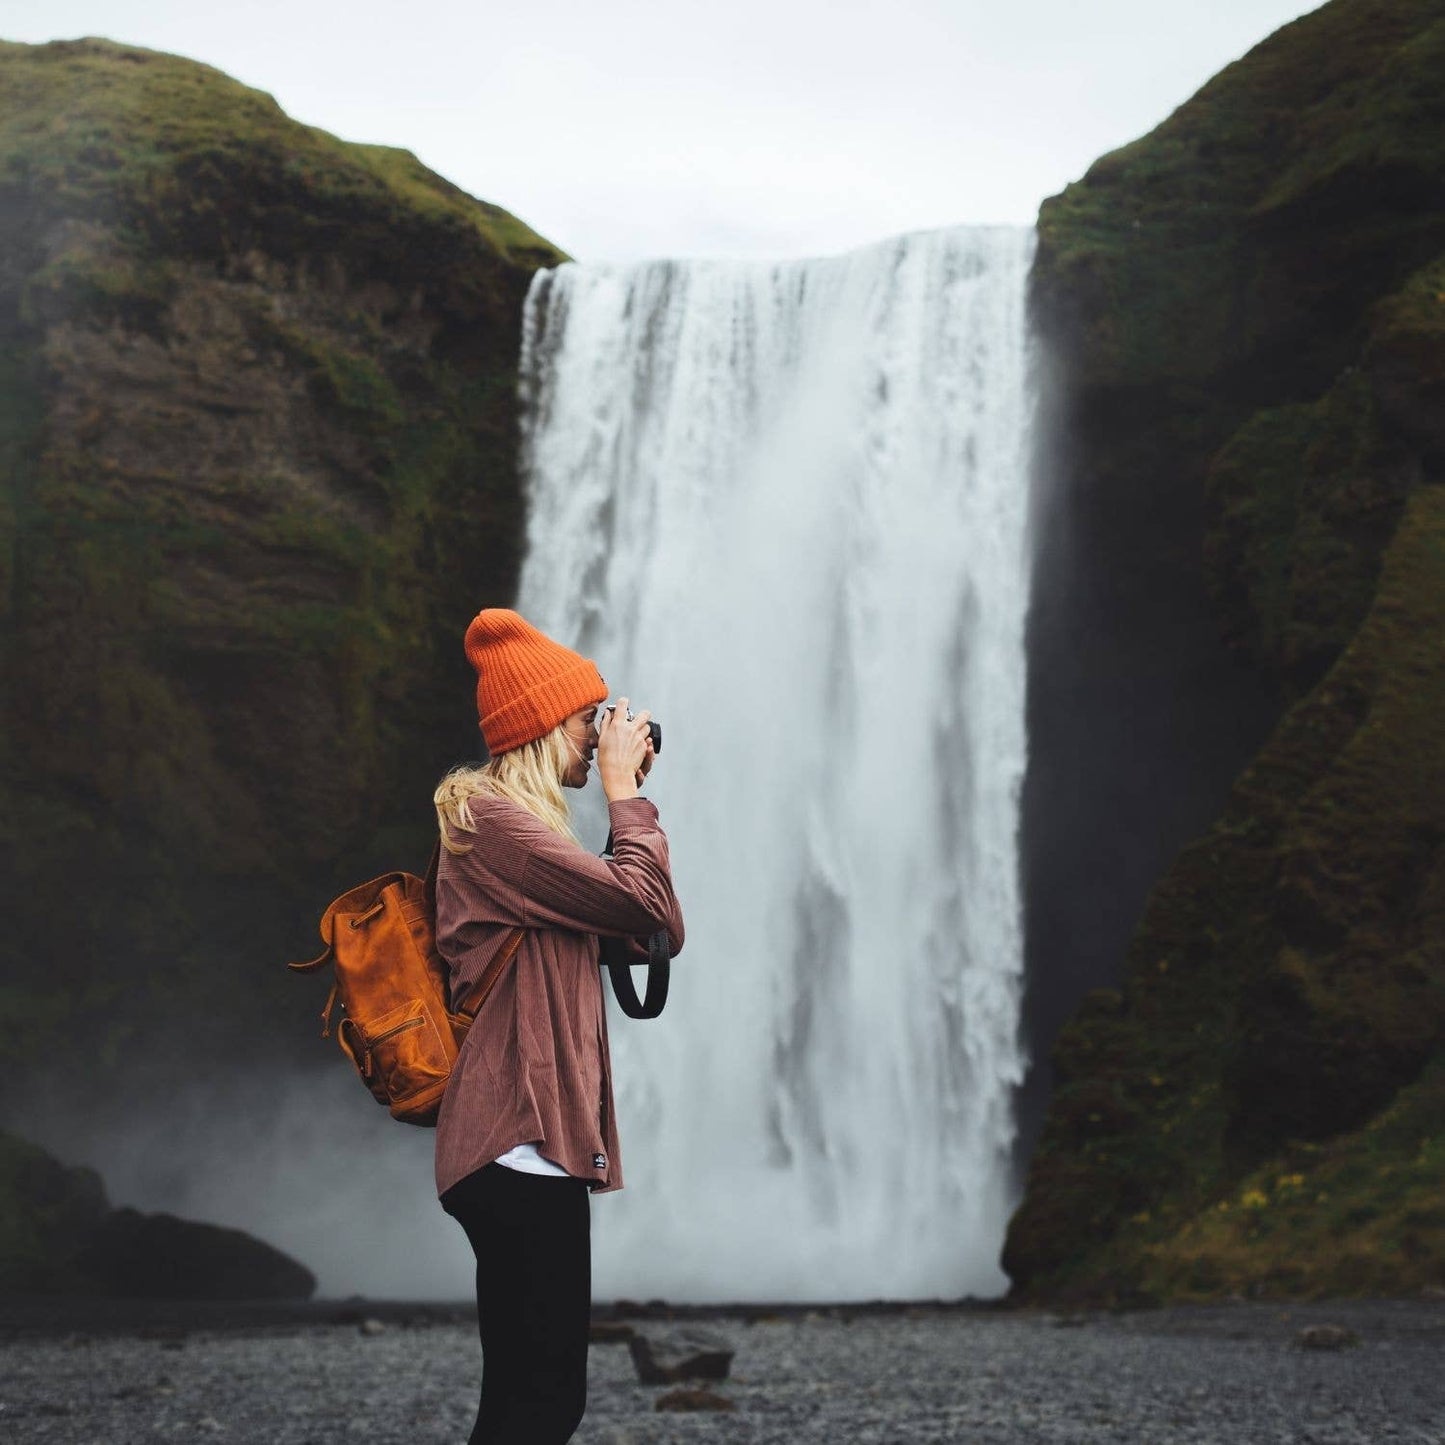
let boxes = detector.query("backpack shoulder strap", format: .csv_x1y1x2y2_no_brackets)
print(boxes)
424,838,441,917
452,927,527,1023
432,836,524,1024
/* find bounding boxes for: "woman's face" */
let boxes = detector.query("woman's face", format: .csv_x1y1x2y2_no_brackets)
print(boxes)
559,704,601,788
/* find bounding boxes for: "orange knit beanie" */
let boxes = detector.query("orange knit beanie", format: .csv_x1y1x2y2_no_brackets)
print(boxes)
464,609,607,756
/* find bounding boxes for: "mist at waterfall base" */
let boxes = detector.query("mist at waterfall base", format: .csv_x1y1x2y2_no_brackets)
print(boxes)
517,226,1036,1302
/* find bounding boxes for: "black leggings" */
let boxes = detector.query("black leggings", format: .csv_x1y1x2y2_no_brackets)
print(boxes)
440,1162,592,1445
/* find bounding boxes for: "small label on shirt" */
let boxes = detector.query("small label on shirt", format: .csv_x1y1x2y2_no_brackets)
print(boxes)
593,1153,607,1170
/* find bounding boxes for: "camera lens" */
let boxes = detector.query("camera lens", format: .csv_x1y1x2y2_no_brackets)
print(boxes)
605,703,661,755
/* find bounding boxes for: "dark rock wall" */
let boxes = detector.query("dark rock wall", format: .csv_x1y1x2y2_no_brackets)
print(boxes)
1010,0,1445,1300
0,39,564,1101
1017,345,1279,1158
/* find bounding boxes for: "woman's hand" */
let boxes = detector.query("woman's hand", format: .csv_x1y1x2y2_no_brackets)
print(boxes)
596,698,652,802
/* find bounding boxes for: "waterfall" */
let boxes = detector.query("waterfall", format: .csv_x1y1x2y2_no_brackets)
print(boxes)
516,226,1035,1301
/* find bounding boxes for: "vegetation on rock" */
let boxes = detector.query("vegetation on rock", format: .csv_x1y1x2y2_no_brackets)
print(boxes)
0,38,565,1104
1010,0,1445,1301
0,1130,109,1291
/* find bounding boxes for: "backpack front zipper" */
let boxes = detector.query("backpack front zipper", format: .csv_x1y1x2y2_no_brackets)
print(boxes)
369,1015,424,1046
360,1013,425,1082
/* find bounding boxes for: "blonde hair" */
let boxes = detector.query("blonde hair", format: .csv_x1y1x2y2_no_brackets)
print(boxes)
434,723,579,852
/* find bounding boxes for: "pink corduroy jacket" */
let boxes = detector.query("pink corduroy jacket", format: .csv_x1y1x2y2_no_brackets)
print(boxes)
433,794,684,1197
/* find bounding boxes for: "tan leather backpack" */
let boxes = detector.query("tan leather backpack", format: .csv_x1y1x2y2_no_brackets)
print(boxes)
289,845,523,1126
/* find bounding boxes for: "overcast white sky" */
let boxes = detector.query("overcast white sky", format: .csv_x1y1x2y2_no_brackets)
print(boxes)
9,0,1319,262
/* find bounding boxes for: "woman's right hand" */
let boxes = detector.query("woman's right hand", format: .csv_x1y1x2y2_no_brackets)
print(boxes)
596,697,652,802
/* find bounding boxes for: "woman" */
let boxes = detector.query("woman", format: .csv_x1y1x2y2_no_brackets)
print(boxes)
431,608,684,1445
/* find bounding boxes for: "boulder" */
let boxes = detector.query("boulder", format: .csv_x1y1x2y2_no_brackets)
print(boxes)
73,1207,316,1301
3,1129,316,1300
627,1324,734,1384
0,1131,110,1291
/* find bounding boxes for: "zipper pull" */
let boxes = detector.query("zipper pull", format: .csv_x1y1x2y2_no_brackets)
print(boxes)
319,983,339,1038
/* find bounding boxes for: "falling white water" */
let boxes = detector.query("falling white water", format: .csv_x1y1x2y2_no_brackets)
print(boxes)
517,226,1035,1302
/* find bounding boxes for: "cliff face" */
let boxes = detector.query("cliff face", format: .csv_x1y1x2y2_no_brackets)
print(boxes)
0,39,564,1093
1010,0,1445,1301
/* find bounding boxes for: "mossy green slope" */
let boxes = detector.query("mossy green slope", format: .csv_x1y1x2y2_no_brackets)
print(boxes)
1009,0,1445,1301
0,37,559,267
0,38,565,1098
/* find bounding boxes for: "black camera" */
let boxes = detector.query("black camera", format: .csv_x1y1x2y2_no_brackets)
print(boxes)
605,704,662,756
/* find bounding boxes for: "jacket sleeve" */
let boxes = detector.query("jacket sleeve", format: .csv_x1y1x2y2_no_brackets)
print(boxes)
605,798,685,957
476,796,684,951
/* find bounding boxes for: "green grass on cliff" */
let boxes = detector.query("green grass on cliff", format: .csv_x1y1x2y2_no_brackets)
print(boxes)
1138,1055,1445,1299
1008,485,1445,1303
0,37,563,268
0,36,560,1084
1012,0,1445,1303
1203,369,1409,687
1036,0,1445,388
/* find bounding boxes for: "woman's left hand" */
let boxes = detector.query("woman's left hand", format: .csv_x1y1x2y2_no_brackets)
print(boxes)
635,738,655,788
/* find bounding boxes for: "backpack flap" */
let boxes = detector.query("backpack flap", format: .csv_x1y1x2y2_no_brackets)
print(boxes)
288,871,417,1039
288,870,418,972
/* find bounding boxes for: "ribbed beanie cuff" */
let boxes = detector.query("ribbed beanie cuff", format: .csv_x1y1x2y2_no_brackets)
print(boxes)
464,609,607,755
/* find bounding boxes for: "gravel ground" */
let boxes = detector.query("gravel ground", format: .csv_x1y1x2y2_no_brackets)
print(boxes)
2,1298,1442,1444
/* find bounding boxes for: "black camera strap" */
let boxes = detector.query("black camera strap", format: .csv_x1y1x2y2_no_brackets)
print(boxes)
599,829,671,1020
